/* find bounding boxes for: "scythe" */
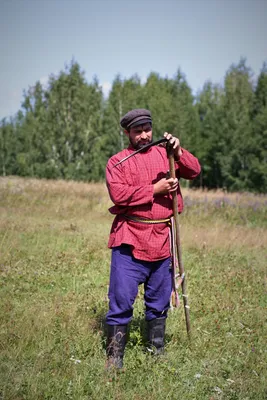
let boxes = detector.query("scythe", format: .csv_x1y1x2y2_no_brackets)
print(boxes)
166,142,191,338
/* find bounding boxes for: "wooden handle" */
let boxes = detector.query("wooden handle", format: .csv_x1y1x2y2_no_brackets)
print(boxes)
167,145,191,337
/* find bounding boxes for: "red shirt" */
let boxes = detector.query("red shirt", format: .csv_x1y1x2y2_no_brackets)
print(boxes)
106,144,201,261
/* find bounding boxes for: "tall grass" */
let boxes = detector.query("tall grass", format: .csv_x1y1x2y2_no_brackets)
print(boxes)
0,177,266,400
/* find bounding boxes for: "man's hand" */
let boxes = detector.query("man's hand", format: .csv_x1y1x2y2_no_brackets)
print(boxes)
153,177,178,195
163,132,183,160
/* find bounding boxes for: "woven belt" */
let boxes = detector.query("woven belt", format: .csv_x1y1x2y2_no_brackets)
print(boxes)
123,215,171,224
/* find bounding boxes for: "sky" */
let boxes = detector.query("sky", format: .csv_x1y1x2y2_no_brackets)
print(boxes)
0,0,266,119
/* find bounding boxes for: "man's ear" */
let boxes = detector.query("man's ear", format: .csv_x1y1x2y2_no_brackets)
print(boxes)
124,129,129,137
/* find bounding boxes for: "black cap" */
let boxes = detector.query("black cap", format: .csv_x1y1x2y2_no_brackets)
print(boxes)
120,109,152,130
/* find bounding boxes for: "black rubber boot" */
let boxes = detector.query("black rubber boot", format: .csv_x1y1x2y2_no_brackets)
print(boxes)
147,317,166,355
106,325,127,369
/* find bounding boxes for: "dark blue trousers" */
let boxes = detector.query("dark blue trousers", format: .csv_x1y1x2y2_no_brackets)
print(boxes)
106,245,172,325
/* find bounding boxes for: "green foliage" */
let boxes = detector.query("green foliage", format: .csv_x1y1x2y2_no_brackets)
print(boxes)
0,118,17,176
194,58,267,192
250,63,267,192
0,58,267,192
195,81,224,188
218,59,255,191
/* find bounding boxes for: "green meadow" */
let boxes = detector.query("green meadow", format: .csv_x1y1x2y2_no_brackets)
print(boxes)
0,177,266,400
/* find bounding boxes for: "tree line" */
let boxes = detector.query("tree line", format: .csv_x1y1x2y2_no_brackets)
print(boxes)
1,58,266,192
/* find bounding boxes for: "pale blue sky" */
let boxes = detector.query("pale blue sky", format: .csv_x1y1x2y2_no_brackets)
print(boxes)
0,0,266,119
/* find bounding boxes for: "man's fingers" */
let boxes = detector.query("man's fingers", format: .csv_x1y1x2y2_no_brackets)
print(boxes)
163,132,180,149
164,132,173,139
156,177,178,194
166,178,178,184
166,177,178,193
173,139,180,149
169,181,178,192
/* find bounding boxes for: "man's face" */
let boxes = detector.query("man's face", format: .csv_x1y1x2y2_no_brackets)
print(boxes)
125,123,153,150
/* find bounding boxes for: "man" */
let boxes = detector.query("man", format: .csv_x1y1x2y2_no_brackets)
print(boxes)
105,109,201,368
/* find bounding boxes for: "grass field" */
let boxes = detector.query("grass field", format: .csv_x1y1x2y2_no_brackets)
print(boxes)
0,177,266,400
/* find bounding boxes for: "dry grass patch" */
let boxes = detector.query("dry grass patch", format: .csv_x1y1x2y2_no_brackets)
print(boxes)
182,221,267,250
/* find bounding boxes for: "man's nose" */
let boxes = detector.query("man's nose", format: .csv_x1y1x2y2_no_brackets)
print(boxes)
140,130,148,139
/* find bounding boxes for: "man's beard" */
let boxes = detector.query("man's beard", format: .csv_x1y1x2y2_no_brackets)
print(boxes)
130,138,153,150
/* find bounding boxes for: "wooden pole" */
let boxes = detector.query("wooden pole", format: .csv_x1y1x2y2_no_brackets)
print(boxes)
167,144,191,338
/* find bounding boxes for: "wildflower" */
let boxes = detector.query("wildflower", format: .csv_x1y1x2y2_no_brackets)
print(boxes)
213,386,222,394
70,355,81,364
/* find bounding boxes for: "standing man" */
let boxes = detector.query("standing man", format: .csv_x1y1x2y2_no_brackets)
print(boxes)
105,109,201,368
